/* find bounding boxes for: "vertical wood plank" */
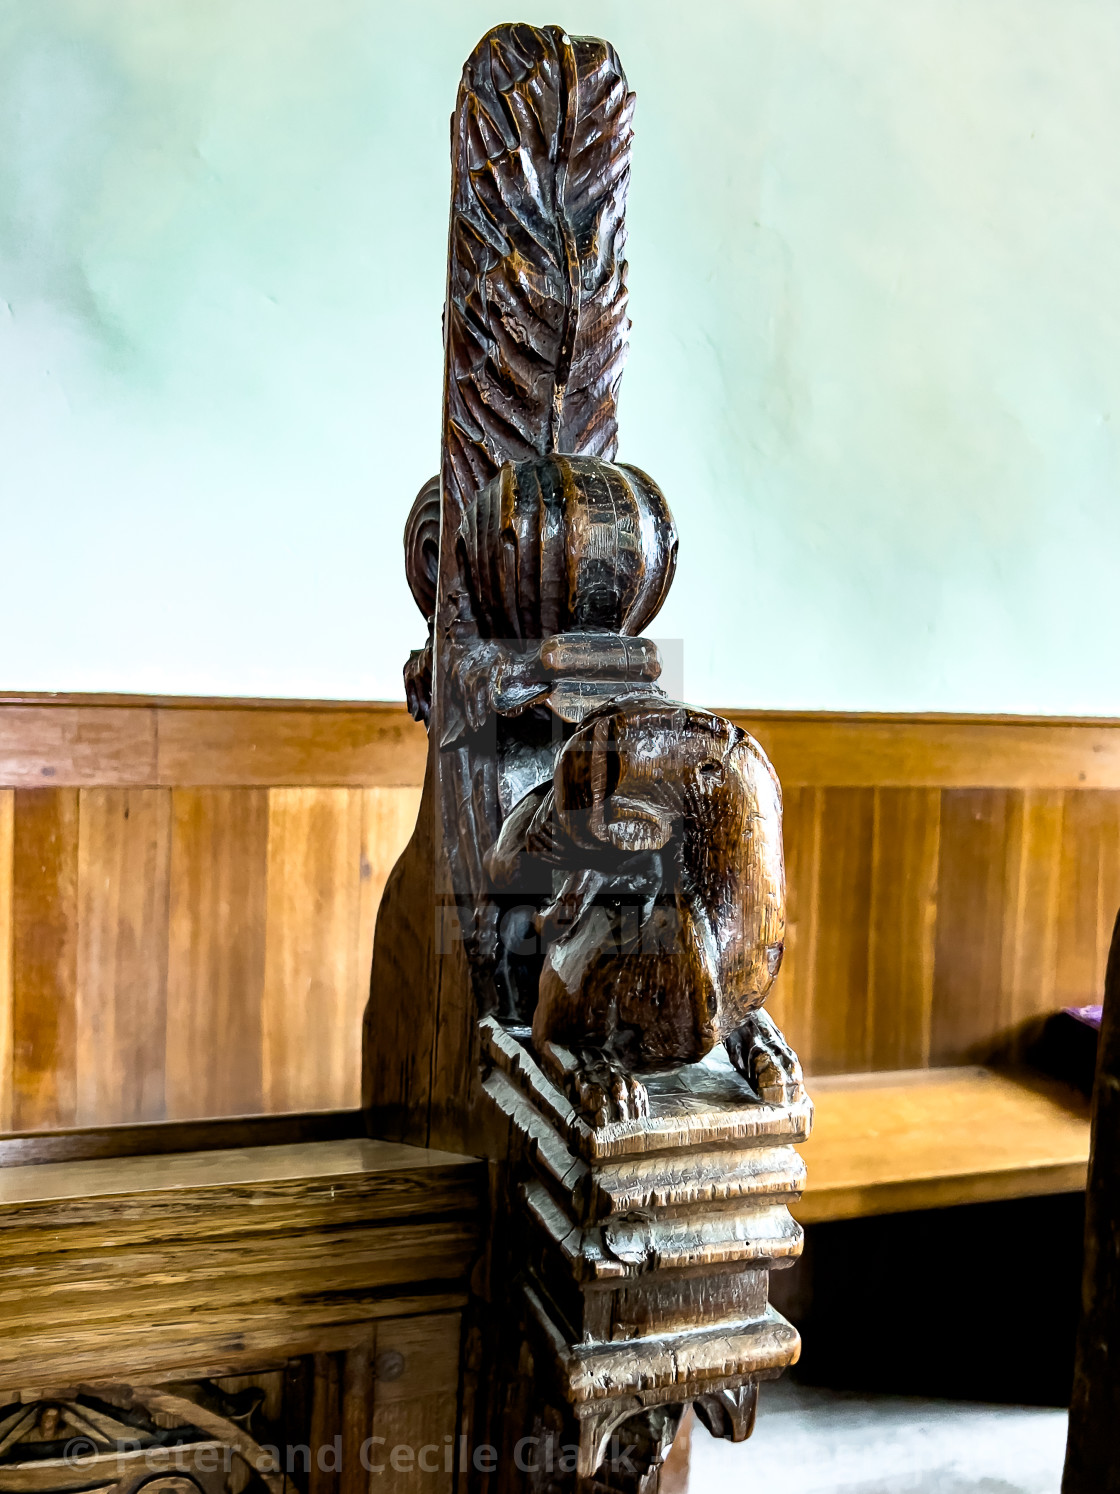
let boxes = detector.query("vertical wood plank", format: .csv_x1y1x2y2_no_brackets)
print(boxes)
11,789,79,1129
361,787,424,952
1096,794,1120,996
767,786,822,1070
1000,789,1065,1055
262,786,421,1115
930,790,1012,1064
370,1313,460,1492
1055,790,1120,1008
166,789,268,1120
341,1338,376,1494
75,788,172,1126
0,791,12,1131
808,788,876,1074
262,789,365,1114
866,788,941,1070
1055,791,1102,1010
309,1352,343,1494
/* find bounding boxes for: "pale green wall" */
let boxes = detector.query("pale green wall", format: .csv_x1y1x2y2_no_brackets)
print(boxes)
2,0,1118,711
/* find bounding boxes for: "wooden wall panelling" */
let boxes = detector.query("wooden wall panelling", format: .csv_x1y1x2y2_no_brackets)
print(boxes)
997,789,1064,1050
865,788,941,1071
166,789,270,1119
0,791,11,1131
76,788,172,1126
807,788,876,1075
261,787,422,1114
1055,790,1120,1010
361,788,424,910
930,789,1117,1067
154,705,428,788
929,790,1014,1065
11,789,79,1131
263,790,367,1114
0,704,156,788
735,712,1120,791
3,697,1120,793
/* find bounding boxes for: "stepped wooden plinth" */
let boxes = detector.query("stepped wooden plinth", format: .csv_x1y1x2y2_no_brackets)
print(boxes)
479,1019,812,1480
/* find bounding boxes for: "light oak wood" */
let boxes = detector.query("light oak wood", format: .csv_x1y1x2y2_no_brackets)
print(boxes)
767,783,1120,1076
731,711,1120,790
0,704,156,788
262,789,368,1113
0,698,425,789
795,1066,1091,1223
0,781,420,1132
11,789,79,1130
166,788,269,1119
155,705,427,789
76,788,171,1125
866,788,940,1070
5,695,1120,791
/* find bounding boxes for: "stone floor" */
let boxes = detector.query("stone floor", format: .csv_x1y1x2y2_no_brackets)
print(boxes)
690,1380,1069,1493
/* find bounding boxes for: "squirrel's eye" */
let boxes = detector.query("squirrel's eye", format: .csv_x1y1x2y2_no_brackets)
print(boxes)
699,760,723,780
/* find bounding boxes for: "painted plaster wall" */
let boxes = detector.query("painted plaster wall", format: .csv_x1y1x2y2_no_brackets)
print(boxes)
1,0,1117,711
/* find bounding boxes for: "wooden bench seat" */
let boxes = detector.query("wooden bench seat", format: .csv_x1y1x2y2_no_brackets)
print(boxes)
795,1066,1092,1224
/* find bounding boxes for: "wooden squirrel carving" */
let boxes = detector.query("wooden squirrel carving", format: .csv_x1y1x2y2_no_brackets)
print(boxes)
368,27,813,1488
385,23,804,1125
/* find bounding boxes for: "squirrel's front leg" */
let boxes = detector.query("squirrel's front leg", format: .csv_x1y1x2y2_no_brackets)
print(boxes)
726,1008,805,1106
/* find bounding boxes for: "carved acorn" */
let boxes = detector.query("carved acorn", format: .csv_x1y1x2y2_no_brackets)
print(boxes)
454,454,678,641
